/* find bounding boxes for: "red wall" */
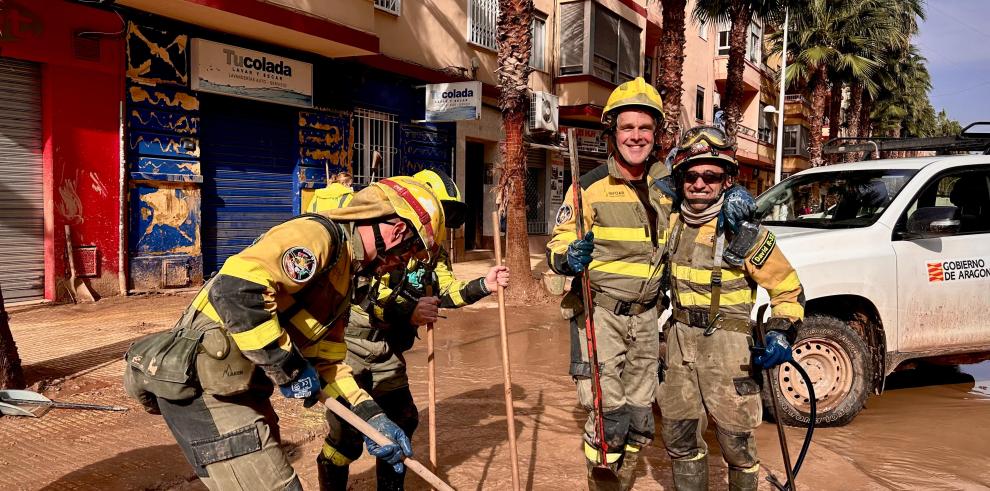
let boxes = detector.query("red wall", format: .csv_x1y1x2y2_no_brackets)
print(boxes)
0,0,125,299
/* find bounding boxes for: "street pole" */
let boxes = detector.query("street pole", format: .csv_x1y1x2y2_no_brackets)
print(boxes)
774,7,789,185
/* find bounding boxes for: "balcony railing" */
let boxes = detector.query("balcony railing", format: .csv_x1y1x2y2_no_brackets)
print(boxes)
737,124,757,138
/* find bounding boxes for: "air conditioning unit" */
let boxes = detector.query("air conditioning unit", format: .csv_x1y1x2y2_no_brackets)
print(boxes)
528,91,559,133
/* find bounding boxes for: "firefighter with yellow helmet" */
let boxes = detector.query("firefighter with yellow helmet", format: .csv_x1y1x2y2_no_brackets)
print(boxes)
658,125,803,490
128,176,445,491
547,76,673,489
313,169,509,490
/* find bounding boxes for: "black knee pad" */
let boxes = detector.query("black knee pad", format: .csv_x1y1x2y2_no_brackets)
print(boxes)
602,405,631,449
376,388,419,437
661,418,701,460
627,405,655,445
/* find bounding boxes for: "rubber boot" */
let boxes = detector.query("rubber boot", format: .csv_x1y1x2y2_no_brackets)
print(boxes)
728,468,759,491
586,459,621,491
615,448,641,491
671,454,709,491
375,459,407,491
317,455,349,491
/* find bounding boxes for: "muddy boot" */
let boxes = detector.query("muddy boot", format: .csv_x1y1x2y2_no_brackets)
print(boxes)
728,468,759,491
615,448,641,490
671,454,708,491
586,459,621,491
317,455,349,491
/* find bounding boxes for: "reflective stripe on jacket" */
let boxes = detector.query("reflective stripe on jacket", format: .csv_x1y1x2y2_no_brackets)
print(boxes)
185,214,372,406
668,212,805,322
547,156,673,303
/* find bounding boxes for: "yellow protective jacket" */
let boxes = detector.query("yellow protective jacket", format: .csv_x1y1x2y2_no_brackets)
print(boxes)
307,183,354,213
547,156,673,304
185,214,372,408
667,212,805,326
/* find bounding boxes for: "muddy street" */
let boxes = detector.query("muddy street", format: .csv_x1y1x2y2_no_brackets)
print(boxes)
2,278,989,490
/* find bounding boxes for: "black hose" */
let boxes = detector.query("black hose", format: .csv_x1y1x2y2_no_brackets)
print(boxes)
776,359,816,489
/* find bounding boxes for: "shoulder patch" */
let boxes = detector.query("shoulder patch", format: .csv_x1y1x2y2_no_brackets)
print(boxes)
282,246,319,283
579,164,610,190
555,203,574,225
749,231,776,267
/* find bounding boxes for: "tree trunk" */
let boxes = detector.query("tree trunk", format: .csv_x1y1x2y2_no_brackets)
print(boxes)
827,82,842,164
722,0,751,138
657,0,687,155
844,81,864,162
808,66,829,167
0,283,26,389
496,0,544,301
858,94,873,140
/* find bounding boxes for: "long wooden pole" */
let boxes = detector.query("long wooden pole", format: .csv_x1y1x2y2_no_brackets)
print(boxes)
491,211,521,491
322,397,455,491
426,284,438,476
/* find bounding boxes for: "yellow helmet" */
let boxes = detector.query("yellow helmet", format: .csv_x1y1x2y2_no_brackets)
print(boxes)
602,76,665,125
373,176,447,255
413,169,468,229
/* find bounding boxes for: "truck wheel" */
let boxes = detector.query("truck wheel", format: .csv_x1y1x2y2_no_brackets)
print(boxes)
762,315,872,427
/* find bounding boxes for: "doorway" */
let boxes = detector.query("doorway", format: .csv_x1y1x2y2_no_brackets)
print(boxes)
464,141,485,250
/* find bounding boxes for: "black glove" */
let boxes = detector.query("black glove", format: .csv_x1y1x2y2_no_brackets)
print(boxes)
718,185,757,234
566,232,595,273
365,414,414,473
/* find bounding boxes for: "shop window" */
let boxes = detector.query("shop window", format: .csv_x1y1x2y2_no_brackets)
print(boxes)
468,0,499,50
375,0,400,15
352,108,398,185
559,1,641,83
531,14,547,70
695,86,705,121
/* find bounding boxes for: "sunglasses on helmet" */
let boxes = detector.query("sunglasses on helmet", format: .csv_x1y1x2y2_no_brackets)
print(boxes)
677,125,734,152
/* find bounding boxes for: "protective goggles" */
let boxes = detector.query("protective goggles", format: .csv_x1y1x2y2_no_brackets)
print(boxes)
676,125,734,152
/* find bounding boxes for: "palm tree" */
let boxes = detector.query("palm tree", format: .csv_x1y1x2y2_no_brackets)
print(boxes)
656,0,688,153
494,0,544,299
693,0,788,138
768,0,893,166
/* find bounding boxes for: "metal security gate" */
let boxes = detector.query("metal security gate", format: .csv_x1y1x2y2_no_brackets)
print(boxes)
352,108,397,185
200,95,297,275
0,59,44,303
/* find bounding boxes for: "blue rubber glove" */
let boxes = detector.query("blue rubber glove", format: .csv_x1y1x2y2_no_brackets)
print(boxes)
566,231,595,273
655,175,679,202
753,330,793,369
365,414,414,473
279,364,320,400
718,185,757,234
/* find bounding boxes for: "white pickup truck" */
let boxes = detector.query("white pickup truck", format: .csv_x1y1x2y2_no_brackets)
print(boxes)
752,155,990,426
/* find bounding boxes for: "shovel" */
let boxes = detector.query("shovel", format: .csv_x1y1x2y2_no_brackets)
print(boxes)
0,389,128,418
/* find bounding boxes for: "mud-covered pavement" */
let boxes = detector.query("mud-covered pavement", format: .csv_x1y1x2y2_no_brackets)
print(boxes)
2,265,989,490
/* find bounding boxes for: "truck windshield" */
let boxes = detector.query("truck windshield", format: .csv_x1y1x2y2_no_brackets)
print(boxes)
755,169,917,228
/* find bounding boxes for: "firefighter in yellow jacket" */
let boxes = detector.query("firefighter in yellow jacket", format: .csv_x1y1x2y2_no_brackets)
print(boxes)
547,77,673,489
149,177,445,491
312,169,510,490
657,126,804,490
308,172,355,212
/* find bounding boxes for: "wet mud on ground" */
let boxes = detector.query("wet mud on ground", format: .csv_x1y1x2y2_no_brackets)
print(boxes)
2,292,989,490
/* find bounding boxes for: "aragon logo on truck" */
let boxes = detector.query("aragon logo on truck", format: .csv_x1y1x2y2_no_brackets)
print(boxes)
927,257,990,283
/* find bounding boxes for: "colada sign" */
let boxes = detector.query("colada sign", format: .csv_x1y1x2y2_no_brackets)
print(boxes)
425,81,481,121
191,38,313,108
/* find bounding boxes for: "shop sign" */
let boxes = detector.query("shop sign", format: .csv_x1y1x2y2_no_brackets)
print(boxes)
424,81,481,121
561,126,607,155
0,2,43,43
190,38,313,108
549,154,565,209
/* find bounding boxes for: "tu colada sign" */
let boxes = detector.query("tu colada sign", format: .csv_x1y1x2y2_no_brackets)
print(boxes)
425,81,481,122
191,38,313,108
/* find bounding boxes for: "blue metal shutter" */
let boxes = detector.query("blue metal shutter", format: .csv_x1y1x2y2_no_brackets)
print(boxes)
200,95,297,275
0,58,44,303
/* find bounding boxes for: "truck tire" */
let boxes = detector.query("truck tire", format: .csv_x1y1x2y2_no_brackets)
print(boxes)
762,315,872,427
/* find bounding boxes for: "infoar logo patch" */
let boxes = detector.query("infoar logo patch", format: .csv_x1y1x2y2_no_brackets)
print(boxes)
282,246,318,283
555,204,573,225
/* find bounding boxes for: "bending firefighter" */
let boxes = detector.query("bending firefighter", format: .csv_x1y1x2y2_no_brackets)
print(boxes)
657,126,804,490
124,177,446,490
547,77,672,490
312,169,510,490
307,171,355,212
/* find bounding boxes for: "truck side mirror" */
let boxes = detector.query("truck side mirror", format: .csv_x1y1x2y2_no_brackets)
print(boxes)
904,206,961,238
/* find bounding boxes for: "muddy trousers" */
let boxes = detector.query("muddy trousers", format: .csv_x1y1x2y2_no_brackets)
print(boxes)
571,304,658,489
319,335,419,491
657,322,762,490
158,391,303,491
